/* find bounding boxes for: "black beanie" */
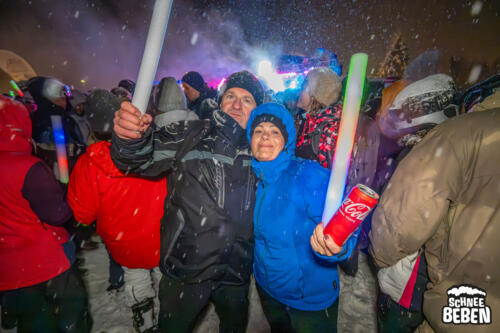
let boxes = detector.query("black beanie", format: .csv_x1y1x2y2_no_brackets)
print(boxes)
218,70,264,106
86,89,120,134
118,79,136,95
250,113,288,143
182,71,205,92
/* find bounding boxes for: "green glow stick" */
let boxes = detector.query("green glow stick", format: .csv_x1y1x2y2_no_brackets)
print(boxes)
9,80,23,97
322,53,368,223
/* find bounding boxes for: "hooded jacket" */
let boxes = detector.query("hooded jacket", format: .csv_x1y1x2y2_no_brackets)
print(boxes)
473,90,500,112
153,76,199,127
111,110,256,284
68,141,166,269
248,103,359,311
27,77,85,147
0,96,74,291
370,109,500,332
189,90,218,120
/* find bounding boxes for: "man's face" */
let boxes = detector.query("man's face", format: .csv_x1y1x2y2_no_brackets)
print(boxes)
181,82,200,103
75,103,85,116
220,87,257,129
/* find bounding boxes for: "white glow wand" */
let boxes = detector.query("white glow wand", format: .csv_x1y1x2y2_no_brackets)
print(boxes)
132,0,173,114
322,53,368,224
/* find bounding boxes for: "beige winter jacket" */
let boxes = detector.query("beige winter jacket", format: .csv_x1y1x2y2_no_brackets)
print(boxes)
474,90,500,112
370,108,500,332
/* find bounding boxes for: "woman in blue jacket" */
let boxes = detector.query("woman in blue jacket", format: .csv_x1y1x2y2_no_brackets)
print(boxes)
247,102,359,332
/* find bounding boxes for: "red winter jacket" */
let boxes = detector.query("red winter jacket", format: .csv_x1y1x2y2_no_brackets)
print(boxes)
68,141,166,268
0,97,73,291
296,104,342,169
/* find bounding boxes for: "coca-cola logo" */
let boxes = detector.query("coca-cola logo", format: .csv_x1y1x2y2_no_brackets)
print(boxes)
340,198,371,222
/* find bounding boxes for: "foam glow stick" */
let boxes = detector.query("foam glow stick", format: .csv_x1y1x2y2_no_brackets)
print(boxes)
10,80,24,97
50,115,69,184
322,53,368,224
132,0,173,114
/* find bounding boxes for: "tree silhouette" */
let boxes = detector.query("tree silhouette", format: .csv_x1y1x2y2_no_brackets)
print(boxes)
378,34,409,79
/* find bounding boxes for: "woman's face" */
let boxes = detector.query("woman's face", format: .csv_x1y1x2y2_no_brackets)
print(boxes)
251,122,285,162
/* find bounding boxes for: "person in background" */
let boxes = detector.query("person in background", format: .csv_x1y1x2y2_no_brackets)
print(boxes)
83,89,126,292
247,102,359,332
111,86,133,104
342,75,459,333
112,70,264,333
68,89,166,333
65,89,100,253
370,107,499,333
25,77,94,255
118,79,136,98
181,71,217,119
295,67,343,169
69,89,93,146
26,76,86,173
368,74,484,333
152,76,199,126
0,95,91,332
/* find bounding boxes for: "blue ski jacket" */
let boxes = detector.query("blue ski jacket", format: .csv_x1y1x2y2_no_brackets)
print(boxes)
247,103,359,311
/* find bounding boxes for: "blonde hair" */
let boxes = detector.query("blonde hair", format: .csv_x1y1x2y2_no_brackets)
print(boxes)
308,97,327,116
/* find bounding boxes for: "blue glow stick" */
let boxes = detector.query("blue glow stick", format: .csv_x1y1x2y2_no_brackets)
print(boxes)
50,115,69,184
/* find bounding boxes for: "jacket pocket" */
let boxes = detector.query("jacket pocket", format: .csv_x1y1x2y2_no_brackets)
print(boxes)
214,160,225,209
263,250,305,301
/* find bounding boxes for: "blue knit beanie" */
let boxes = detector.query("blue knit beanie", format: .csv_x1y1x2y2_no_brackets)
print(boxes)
182,71,206,92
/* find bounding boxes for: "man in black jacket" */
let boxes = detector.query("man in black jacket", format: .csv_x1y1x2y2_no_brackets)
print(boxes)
181,71,217,120
111,71,264,333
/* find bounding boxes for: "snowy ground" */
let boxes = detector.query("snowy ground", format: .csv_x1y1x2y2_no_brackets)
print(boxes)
0,235,375,333
79,235,270,333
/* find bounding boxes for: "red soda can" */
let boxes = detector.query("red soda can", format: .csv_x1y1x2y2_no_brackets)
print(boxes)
323,184,379,246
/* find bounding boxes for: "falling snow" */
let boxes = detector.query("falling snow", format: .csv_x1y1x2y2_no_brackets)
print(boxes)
471,1,483,16
467,64,482,84
190,32,199,45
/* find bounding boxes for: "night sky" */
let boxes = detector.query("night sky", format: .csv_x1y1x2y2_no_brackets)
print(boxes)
1,0,499,90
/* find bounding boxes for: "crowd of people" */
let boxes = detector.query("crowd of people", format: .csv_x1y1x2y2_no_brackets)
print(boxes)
0,56,499,333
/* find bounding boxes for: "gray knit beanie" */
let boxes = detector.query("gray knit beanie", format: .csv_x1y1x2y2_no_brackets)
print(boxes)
154,77,187,113
305,67,342,106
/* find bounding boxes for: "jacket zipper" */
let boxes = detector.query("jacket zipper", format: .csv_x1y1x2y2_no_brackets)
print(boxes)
255,173,270,286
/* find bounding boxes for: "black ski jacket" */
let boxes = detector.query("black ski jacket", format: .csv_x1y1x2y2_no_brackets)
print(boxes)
111,110,256,285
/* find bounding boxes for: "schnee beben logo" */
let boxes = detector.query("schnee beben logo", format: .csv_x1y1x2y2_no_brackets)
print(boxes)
442,285,491,325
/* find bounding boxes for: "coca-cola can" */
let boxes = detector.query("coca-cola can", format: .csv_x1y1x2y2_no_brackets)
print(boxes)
323,184,379,246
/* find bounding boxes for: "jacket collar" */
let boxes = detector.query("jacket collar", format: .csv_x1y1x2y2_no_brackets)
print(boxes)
251,149,292,186
211,109,249,149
